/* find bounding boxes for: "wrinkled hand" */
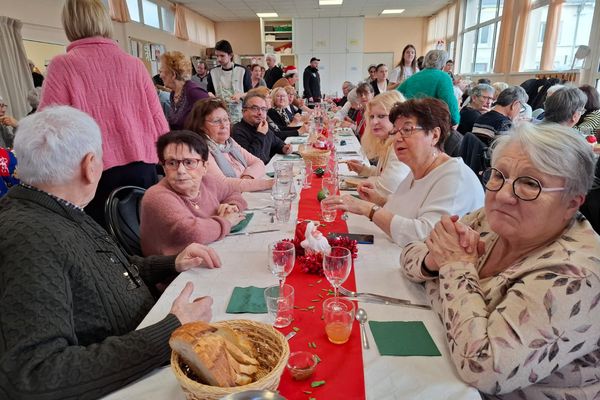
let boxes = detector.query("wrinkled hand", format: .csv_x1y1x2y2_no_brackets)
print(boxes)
257,119,269,135
282,144,292,154
175,243,222,271
223,211,246,226
357,181,386,205
322,194,371,217
425,215,483,270
231,92,243,102
346,160,364,174
170,282,213,324
217,203,239,216
0,116,18,128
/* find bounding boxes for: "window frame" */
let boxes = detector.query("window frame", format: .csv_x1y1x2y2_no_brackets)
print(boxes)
127,0,172,32
459,0,503,74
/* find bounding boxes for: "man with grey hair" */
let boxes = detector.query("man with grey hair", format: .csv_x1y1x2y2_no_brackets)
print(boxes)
542,86,587,128
472,85,529,145
458,83,495,134
398,49,460,125
263,53,282,89
0,106,221,399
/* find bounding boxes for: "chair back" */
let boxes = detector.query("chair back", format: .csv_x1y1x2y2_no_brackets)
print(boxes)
104,186,146,256
458,132,490,185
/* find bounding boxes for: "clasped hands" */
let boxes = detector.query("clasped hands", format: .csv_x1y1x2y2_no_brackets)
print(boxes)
423,215,486,274
217,203,246,225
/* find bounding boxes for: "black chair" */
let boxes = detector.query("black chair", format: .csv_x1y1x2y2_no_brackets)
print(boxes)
458,132,490,184
104,186,146,256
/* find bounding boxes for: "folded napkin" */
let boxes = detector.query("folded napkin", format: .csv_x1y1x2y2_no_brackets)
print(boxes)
369,321,441,356
230,212,254,234
226,286,268,313
266,172,275,178
288,137,307,144
282,154,301,160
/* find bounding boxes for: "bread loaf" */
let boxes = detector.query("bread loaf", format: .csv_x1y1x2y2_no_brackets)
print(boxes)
169,321,259,387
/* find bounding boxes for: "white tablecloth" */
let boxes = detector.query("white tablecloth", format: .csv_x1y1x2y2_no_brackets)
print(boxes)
102,133,482,400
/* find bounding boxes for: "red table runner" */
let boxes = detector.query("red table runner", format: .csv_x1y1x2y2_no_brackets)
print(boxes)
277,175,366,400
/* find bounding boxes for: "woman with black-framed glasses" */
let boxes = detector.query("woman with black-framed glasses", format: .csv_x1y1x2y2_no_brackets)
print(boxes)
140,131,247,255
402,122,600,399
323,97,483,247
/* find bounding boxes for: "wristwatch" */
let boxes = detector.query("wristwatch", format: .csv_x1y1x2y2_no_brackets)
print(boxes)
368,205,381,221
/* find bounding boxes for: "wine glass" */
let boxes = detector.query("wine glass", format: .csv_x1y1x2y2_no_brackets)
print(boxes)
268,241,296,290
323,247,352,299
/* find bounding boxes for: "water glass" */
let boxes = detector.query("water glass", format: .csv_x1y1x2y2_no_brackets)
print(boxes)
274,196,293,223
264,284,295,328
321,176,339,197
323,297,355,344
323,247,352,298
321,200,337,223
302,159,313,188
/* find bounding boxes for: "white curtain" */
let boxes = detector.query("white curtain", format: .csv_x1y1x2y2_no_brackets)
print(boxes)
0,16,34,120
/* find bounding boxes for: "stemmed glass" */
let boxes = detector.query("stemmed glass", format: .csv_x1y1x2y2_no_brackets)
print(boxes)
268,241,296,290
323,247,352,300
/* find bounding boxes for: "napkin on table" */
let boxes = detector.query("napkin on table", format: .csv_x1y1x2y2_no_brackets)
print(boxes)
369,321,441,356
226,286,268,314
230,212,254,233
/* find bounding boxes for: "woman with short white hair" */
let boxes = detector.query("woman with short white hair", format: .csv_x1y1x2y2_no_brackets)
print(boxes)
402,122,600,399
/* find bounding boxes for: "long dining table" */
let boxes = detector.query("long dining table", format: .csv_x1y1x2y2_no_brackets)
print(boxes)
102,133,482,400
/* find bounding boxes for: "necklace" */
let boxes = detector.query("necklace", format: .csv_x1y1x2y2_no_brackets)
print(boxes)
410,151,441,189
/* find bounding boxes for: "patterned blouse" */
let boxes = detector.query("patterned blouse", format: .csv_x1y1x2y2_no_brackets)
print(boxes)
401,208,600,400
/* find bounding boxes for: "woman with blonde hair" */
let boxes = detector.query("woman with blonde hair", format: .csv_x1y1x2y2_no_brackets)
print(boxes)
39,0,169,227
160,51,209,130
346,91,411,195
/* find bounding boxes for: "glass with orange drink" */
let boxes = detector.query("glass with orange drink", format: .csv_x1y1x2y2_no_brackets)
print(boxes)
323,297,355,344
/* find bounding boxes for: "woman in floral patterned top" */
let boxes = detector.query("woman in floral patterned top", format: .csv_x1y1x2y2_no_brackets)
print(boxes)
401,122,600,399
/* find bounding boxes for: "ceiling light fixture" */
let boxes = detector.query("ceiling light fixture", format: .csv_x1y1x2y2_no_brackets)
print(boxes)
257,12,279,18
319,0,343,5
381,9,405,14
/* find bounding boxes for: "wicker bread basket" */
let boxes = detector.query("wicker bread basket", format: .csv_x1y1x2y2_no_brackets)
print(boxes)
171,320,290,400
298,147,331,167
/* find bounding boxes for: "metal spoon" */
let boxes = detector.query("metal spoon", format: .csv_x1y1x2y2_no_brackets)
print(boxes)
356,308,370,349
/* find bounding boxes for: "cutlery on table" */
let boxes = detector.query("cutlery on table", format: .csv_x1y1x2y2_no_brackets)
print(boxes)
356,308,370,350
229,229,279,236
339,286,432,310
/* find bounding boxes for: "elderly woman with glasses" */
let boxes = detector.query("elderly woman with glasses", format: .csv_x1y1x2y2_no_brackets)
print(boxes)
140,131,247,255
267,87,304,139
323,97,484,247
401,123,600,400
457,83,495,134
184,99,273,192
0,95,17,148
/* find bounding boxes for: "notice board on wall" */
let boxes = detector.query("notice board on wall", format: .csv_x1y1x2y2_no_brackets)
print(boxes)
129,37,165,76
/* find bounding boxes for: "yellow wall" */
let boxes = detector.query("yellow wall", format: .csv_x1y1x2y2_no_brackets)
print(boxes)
214,21,262,55
364,17,427,66
23,40,66,74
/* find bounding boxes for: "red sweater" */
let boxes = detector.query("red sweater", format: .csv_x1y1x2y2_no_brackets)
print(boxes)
140,175,247,255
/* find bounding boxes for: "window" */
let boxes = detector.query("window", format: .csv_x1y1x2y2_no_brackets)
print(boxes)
553,0,595,70
141,0,160,29
161,6,175,33
459,0,503,73
126,0,140,22
522,5,549,70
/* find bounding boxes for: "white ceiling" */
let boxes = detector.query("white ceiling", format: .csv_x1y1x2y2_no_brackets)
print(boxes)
179,0,452,22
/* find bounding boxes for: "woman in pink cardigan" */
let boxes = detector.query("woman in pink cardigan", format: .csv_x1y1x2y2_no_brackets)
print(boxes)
141,131,247,256
184,98,274,192
39,0,168,227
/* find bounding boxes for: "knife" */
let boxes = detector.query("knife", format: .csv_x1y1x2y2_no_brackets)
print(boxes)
229,229,279,236
342,294,432,310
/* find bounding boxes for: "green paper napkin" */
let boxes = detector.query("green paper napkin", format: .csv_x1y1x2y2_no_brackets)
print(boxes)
369,321,441,356
230,212,253,233
282,154,301,160
226,286,268,314
266,171,275,178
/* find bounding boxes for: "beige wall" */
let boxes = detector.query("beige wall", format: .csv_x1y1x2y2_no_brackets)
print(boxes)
214,21,262,55
23,40,66,74
364,17,426,66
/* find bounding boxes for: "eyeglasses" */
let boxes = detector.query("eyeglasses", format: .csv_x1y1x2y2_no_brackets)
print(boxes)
243,105,269,113
482,167,565,201
162,158,204,170
480,95,494,102
206,117,230,126
0,104,7,108
389,125,426,138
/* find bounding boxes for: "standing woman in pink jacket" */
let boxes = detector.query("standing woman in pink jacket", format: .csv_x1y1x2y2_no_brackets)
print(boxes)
39,0,169,227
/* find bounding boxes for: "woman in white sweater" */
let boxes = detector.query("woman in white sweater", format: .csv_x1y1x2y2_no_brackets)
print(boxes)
323,97,484,247
346,91,410,196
